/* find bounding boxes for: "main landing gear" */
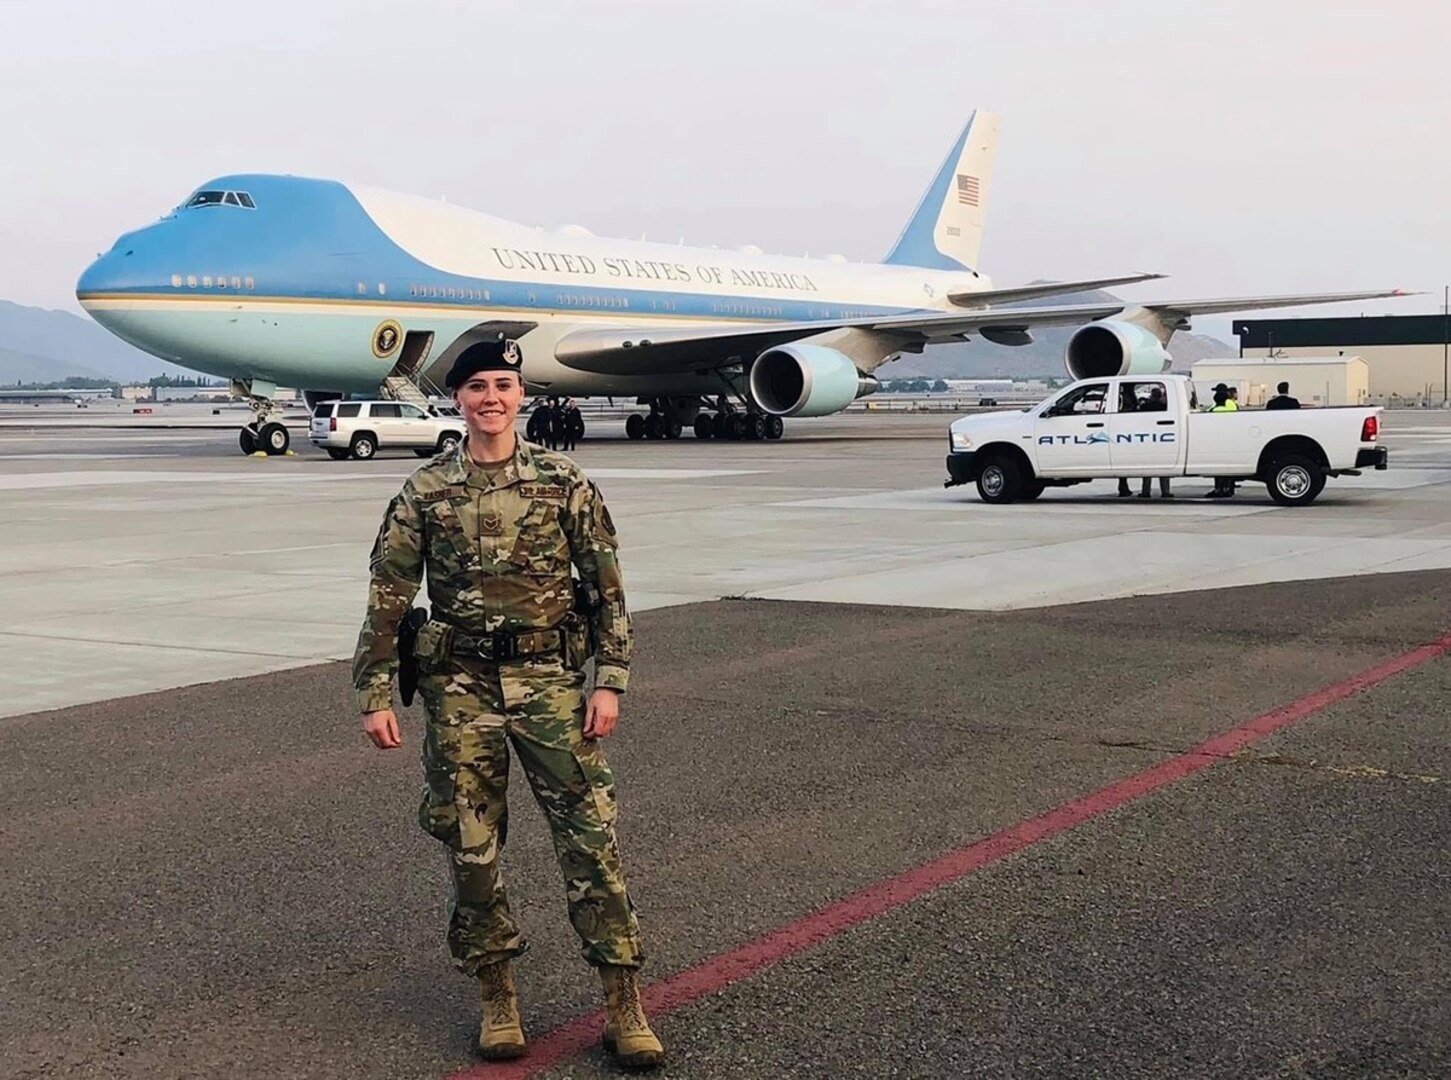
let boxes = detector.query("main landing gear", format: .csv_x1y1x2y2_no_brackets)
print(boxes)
691,410,784,441
623,396,785,442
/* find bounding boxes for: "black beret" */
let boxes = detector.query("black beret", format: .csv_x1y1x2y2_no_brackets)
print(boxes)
445,338,523,389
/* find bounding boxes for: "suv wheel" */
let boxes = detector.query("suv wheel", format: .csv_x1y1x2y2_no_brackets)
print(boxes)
349,433,378,460
437,432,462,454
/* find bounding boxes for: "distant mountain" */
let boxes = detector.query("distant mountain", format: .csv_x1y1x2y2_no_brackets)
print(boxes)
0,346,113,384
878,285,1235,379
0,300,192,384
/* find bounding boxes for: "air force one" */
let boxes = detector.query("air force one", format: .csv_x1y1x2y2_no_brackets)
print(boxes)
77,110,1404,454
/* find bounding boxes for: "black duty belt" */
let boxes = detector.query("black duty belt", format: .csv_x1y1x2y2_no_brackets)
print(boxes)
450,626,564,662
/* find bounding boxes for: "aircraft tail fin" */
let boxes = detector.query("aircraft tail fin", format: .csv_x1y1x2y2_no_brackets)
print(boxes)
882,110,1000,272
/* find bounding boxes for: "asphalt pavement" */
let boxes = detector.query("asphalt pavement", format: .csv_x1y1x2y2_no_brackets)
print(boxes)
3,570,1450,1079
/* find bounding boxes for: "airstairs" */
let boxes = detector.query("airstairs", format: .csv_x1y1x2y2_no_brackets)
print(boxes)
379,329,445,408
380,374,438,408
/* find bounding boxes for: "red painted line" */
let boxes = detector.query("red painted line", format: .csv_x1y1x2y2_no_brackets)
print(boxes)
450,633,1451,1080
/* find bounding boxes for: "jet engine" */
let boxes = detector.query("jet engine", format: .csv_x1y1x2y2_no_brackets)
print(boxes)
749,344,879,418
1064,320,1172,380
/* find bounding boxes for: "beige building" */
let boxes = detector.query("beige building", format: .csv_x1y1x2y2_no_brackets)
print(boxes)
1191,356,1368,408
1234,315,1451,404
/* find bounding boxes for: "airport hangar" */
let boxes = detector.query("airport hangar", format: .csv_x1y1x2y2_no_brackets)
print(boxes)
1234,313,1451,405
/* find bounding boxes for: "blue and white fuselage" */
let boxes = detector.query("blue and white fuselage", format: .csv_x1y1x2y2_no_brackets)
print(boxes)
76,174,971,398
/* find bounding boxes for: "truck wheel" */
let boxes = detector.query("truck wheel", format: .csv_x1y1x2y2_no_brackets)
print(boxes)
976,456,1022,504
349,433,378,460
1021,480,1046,501
326,448,349,461
1266,455,1325,506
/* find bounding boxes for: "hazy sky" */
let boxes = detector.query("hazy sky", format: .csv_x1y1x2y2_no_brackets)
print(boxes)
4,0,1447,340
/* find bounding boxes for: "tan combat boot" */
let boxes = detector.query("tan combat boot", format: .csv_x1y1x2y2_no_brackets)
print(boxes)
477,960,527,1060
600,964,664,1070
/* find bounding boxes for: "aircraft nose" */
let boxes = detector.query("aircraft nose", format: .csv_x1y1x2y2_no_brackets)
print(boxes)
76,250,122,301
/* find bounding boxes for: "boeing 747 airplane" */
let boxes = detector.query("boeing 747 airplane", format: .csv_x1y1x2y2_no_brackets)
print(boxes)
76,111,1404,454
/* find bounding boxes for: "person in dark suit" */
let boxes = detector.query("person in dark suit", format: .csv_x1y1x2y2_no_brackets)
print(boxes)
1265,381,1301,410
545,396,563,450
562,399,583,451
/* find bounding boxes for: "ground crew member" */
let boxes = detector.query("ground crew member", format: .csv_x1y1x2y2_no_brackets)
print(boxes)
1207,383,1239,498
352,337,663,1069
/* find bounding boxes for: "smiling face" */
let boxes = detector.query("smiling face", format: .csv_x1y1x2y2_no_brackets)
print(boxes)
454,371,525,444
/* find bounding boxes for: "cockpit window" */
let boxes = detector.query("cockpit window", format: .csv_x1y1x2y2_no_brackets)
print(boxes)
184,189,255,209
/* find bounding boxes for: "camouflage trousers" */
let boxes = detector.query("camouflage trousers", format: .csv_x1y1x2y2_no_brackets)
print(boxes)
417,654,644,975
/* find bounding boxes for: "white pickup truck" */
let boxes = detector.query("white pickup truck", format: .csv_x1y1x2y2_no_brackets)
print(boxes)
944,374,1386,506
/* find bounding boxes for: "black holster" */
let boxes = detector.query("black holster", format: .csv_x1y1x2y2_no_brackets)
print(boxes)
397,607,429,707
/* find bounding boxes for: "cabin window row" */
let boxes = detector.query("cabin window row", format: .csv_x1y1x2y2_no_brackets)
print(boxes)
712,301,786,318
556,293,629,309
170,274,256,290
408,284,492,301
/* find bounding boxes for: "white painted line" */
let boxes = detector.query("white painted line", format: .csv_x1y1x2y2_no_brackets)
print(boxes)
585,468,763,480
0,453,184,460
0,466,765,490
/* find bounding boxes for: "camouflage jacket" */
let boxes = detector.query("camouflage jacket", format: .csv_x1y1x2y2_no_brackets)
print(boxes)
352,438,632,712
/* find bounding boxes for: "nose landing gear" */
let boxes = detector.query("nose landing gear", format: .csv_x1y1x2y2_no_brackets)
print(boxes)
234,379,292,456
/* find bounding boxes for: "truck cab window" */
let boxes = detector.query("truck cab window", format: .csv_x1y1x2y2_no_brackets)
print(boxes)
1122,381,1168,413
1045,383,1108,417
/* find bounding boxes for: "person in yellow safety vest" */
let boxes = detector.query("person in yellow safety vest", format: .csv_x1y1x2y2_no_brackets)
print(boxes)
1206,384,1239,498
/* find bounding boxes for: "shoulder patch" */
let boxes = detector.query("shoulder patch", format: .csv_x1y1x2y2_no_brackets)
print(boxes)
590,481,617,536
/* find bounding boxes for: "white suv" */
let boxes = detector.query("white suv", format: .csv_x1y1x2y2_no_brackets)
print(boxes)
309,400,466,460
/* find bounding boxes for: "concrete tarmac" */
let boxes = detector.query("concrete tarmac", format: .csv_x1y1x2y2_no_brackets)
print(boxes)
3,572,1449,1079
4,406,1451,717
3,404,1450,1078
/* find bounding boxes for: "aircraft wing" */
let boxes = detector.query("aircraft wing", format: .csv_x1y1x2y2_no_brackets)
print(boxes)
552,289,1411,377
944,272,1164,307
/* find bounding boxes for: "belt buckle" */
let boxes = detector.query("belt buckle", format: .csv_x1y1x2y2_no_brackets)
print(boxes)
489,630,518,661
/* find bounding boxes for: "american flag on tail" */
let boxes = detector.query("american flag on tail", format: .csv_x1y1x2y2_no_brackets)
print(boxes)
956,174,980,207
